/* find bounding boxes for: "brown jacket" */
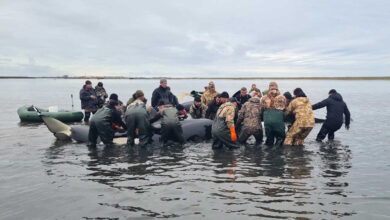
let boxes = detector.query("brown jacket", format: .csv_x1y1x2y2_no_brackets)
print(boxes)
237,97,262,132
201,89,218,106
216,102,236,128
260,89,287,111
285,97,315,128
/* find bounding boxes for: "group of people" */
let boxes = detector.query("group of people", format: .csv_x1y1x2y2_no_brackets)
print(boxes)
208,81,350,149
79,80,108,122
80,79,351,148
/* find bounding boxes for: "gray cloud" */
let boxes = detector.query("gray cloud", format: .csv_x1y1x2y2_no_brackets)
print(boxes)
0,0,389,76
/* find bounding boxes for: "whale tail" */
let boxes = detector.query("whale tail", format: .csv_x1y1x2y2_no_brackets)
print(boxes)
41,115,72,140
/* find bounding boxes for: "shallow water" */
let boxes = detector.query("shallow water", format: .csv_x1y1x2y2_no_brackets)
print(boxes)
1,79,390,219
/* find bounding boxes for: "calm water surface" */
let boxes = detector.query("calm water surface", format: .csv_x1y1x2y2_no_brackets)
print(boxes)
0,79,389,219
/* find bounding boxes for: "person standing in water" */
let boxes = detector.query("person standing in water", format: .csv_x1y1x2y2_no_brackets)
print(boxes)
88,94,127,147
151,101,185,146
211,92,239,149
236,92,263,144
79,80,98,122
312,89,351,142
125,90,152,147
260,82,287,146
284,88,315,146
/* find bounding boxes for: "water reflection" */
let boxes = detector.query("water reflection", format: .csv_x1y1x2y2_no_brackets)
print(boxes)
41,140,354,219
317,141,354,217
212,148,237,183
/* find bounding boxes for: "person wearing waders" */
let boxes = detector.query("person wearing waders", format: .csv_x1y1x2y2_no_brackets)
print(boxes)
152,101,185,146
312,89,351,142
260,82,287,146
236,92,263,144
88,94,127,147
125,90,152,147
284,88,315,146
80,80,98,122
211,92,239,149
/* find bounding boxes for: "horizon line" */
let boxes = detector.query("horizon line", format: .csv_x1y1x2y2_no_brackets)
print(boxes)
1,76,390,80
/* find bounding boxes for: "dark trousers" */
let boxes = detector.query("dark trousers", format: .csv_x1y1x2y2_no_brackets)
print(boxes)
316,123,342,141
238,128,263,144
264,123,285,146
84,110,97,122
88,120,114,146
263,109,285,146
161,124,185,145
126,115,152,147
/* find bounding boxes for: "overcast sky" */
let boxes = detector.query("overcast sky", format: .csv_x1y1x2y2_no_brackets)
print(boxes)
0,0,389,77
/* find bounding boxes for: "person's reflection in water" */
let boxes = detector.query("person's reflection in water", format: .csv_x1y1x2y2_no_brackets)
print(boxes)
283,146,312,179
317,141,353,217
258,146,314,218
212,148,237,182
262,146,286,178
319,141,351,194
261,146,313,194
86,145,131,188
87,145,155,178
158,145,185,164
241,145,264,177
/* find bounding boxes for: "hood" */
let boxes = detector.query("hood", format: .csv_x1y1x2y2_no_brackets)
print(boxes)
330,93,343,101
249,97,261,103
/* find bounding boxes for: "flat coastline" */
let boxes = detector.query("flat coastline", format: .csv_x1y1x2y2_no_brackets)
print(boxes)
1,76,389,80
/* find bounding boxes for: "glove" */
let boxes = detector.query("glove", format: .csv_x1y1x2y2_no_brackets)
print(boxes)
230,126,237,142
345,124,350,130
112,123,120,131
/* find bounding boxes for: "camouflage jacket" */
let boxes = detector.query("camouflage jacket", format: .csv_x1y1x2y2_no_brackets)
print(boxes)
189,103,208,119
95,87,108,100
237,97,263,131
216,102,236,128
201,90,219,106
126,97,136,108
127,99,145,108
285,97,315,128
260,89,286,111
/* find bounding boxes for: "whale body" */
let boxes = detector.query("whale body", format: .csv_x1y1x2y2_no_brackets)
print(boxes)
42,115,212,144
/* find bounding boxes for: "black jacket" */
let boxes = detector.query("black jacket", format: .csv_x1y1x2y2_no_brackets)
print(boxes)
79,85,98,110
151,86,178,108
312,93,350,128
233,90,251,108
108,105,127,130
205,97,221,120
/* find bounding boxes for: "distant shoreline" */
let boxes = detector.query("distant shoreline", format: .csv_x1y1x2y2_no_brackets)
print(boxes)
0,76,389,80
